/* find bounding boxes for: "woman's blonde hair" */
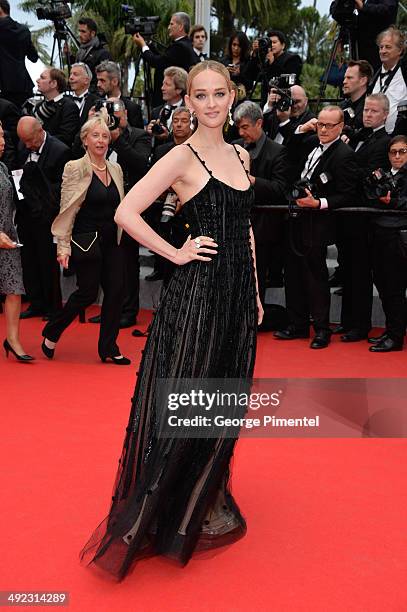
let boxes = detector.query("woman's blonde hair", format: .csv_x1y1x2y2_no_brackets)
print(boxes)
186,60,233,95
80,114,111,145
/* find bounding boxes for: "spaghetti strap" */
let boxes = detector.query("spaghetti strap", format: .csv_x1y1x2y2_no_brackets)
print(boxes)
232,144,251,186
184,143,213,177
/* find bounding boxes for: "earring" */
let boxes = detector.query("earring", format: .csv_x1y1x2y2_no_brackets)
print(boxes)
228,108,234,126
189,110,195,130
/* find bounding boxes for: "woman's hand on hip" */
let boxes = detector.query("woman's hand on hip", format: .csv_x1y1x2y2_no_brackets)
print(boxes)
0,232,16,249
173,235,218,265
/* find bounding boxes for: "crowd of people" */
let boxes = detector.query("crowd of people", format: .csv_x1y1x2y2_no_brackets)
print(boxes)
1,1,407,360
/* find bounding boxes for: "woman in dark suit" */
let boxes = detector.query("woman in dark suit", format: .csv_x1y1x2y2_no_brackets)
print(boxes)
0,121,34,361
42,114,130,364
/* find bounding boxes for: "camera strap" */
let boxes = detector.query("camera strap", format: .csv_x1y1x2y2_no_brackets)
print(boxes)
302,145,323,180
376,62,400,94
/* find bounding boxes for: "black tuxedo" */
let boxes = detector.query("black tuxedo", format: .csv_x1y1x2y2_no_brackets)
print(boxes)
285,137,359,333
340,94,366,133
337,127,391,334
76,92,100,127
16,134,71,315
121,96,144,129
142,36,199,106
36,96,80,147
0,16,38,106
236,135,288,303
0,97,21,134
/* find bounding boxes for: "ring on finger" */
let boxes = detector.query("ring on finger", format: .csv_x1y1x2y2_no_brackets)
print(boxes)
194,238,201,249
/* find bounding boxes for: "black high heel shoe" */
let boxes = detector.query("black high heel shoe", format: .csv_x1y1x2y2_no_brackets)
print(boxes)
101,355,131,365
41,338,55,359
3,339,35,362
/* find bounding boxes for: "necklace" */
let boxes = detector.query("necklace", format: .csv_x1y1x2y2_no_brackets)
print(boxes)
91,161,107,171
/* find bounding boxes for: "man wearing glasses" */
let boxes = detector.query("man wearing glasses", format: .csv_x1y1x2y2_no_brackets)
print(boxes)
369,136,407,352
274,106,358,349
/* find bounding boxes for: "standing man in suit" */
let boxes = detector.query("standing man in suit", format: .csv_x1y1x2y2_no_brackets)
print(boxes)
146,66,187,146
370,26,407,133
132,12,199,106
0,0,39,108
233,101,288,304
16,117,71,319
341,60,373,133
31,68,80,147
68,63,100,127
189,25,208,62
336,93,391,341
274,106,359,348
95,61,143,129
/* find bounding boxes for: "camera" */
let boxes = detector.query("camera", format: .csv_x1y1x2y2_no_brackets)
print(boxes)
330,0,357,28
93,100,121,131
151,104,172,136
121,5,160,37
36,0,72,21
268,74,296,112
257,37,271,63
364,169,398,200
291,178,315,200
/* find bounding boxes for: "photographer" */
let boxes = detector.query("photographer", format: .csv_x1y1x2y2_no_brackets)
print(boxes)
331,1,398,71
0,0,39,108
368,135,407,352
263,84,315,144
147,66,187,145
274,106,358,349
336,93,391,342
73,18,111,93
132,12,198,107
221,32,253,94
233,101,288,304
247,30,302,106
29,67,80,147
340,60,373,133
370,26,407,133
96,61,143,129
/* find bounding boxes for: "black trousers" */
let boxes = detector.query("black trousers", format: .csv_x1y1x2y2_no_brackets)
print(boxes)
371,225,407,345
43,228,126,358
121,231,140,320
17,214,61,314
339,222,373,334
284,237,331,333
255,240,285,305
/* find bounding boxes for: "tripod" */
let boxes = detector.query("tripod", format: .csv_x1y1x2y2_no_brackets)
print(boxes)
318,23,358,103
129,38,167,120
50,19,79,71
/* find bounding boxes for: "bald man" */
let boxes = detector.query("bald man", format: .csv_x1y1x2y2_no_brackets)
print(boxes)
16,116,71,319
264,84,315,145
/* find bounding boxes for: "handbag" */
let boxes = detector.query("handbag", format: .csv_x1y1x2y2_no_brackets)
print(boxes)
71,231,100,263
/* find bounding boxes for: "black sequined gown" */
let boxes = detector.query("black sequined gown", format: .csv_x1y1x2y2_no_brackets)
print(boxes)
80,144,257,580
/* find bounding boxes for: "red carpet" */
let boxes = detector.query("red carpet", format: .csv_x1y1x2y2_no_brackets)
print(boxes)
1,308,406,611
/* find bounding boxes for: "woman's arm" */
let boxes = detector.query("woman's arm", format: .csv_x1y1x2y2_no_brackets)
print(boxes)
115,146,217,265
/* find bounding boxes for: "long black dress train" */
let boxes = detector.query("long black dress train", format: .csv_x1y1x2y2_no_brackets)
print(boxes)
80,144,258,580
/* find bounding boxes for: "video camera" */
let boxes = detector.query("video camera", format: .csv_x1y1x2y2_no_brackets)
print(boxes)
121,5,160,37
268,74,296,112
330,0,357,29
93,100,121,131
36,0,72,21
364,169,398,200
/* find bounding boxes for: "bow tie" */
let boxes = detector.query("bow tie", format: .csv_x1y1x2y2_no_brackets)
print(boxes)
72,95,84,102
199,53,207,59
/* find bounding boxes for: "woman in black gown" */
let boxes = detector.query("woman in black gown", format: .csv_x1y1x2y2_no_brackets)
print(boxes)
80,61,263,580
